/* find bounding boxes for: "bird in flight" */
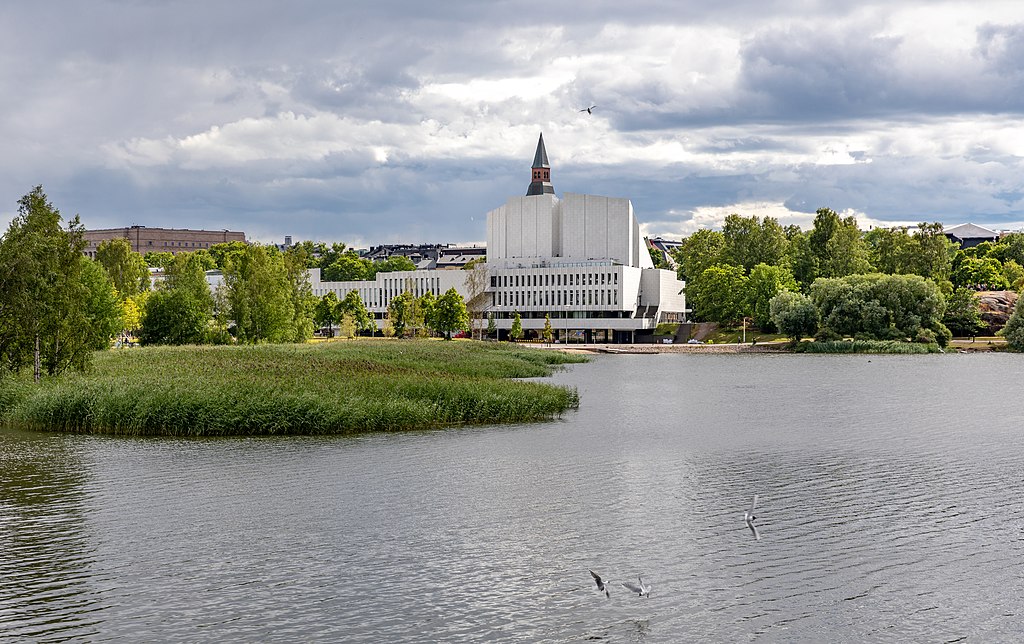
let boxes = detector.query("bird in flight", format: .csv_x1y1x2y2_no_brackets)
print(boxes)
589,569,612,598
745,494,761,540
579,105,597,114
621,576,651,598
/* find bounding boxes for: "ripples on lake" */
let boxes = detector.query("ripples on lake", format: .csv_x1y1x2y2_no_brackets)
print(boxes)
2,353,1024,642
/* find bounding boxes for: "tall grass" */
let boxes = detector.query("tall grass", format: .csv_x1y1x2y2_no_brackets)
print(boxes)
0,340,586,436
793,340,940,354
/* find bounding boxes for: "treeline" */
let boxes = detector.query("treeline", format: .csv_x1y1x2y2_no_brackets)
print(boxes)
0,187,475,382
673,208,1024,348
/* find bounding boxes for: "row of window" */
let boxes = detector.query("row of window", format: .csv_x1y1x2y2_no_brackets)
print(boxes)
494,289,619,308
491,271,619,288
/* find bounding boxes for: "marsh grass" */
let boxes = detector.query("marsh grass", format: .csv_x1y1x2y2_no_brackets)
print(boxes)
0,340,586,436
794,340,940,354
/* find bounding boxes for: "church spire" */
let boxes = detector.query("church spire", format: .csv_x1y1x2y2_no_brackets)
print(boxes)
526,133,554,196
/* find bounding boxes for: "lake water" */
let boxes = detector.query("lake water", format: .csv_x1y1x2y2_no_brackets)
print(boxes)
3,353,1024,642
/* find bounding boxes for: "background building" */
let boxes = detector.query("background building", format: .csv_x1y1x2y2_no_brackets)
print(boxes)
83,225,246,258
308,133,689,343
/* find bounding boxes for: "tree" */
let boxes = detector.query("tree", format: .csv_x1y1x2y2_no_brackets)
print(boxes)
224,244,293,343
283,245,315,343
388,291,415,338
865,226,916,275
1001,295,1024,351
786,231,819,290
374,255,417,274
823,223,871,278
120,293,144,337
673,229,725,282
543,314,554,344
942,288,985,337
463,264,490,340
313,292,340,336
722,214,788,272
209,241,249,270
689,263,748,324
0,186,93,380
1004,260,1024,292
139,289,210,345
486,313,497,339
432,288,470,340
337,314,357,340
769,291,818,341
951,255,1009,290
322,250,373,281
510,311,523,342
810,273,948,343
79,257,123,350
381,311,396,338
339,290,373,334
745,263,797,330
911,222,955,283
139,252,214,345
416,291,436,338
95,237,150,298
144,251,175,268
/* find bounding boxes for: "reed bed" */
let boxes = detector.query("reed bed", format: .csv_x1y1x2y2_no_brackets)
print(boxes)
0,340,585,436
794,340,941,354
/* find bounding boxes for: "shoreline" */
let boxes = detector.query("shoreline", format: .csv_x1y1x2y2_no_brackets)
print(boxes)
522,339,1006,355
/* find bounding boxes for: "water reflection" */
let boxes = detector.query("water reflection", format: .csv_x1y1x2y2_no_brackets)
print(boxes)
2,354,1024,640
0,430,99,641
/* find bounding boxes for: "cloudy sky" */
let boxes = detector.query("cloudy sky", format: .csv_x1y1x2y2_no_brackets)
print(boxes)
3,1,1024,247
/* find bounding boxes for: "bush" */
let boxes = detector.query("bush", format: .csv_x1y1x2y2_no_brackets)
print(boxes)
1001,296,1024,351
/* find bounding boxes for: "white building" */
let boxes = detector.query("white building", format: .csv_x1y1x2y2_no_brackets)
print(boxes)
308,133,688,342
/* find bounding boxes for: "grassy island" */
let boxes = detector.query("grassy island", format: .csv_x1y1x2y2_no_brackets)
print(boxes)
0,340,586,436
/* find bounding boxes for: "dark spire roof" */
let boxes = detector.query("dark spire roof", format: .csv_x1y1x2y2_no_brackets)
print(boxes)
532,132,550,168
526,132,555,196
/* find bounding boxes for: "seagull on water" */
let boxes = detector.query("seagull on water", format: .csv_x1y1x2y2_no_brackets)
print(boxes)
579,105,597,114
590,569,612,598
621,575,651,598
745,494,761,540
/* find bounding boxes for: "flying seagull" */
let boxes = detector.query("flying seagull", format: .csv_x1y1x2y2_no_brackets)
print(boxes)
579,105,597,114
589,569,612,598
745,494,761,540
621,576,651,598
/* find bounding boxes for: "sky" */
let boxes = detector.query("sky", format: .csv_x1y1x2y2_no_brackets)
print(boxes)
3,1,1024,247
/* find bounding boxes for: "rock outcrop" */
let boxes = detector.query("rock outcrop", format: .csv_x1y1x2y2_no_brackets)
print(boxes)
976,290,1019,335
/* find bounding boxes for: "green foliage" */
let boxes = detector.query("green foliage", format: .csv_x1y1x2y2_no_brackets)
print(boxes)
722,214,788,272
486,314,497,338
769,290,819,341
462,257,486,270
745,263,797,330
339,290,373,333
79,257,123,350
786,232,819,290
388,291,415,338
1002,259,1024,292
283,245,315,343
322,250,374,281
375,255,417,274
139,289,210,346
313,292,340,335
543,314,554,343
432,288,470,340
951,254,1009,290
510,312,523,341
143,251,175,268
673,229,725,282
95,237,150,298
690,263,748,324
810,273,947,343
942,287,986,337
224,244,294,343
0,341,586,435
209,241,249,270
823,223,872,278
793,340,941,354
1001,296,1024,351
0,186,95,379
